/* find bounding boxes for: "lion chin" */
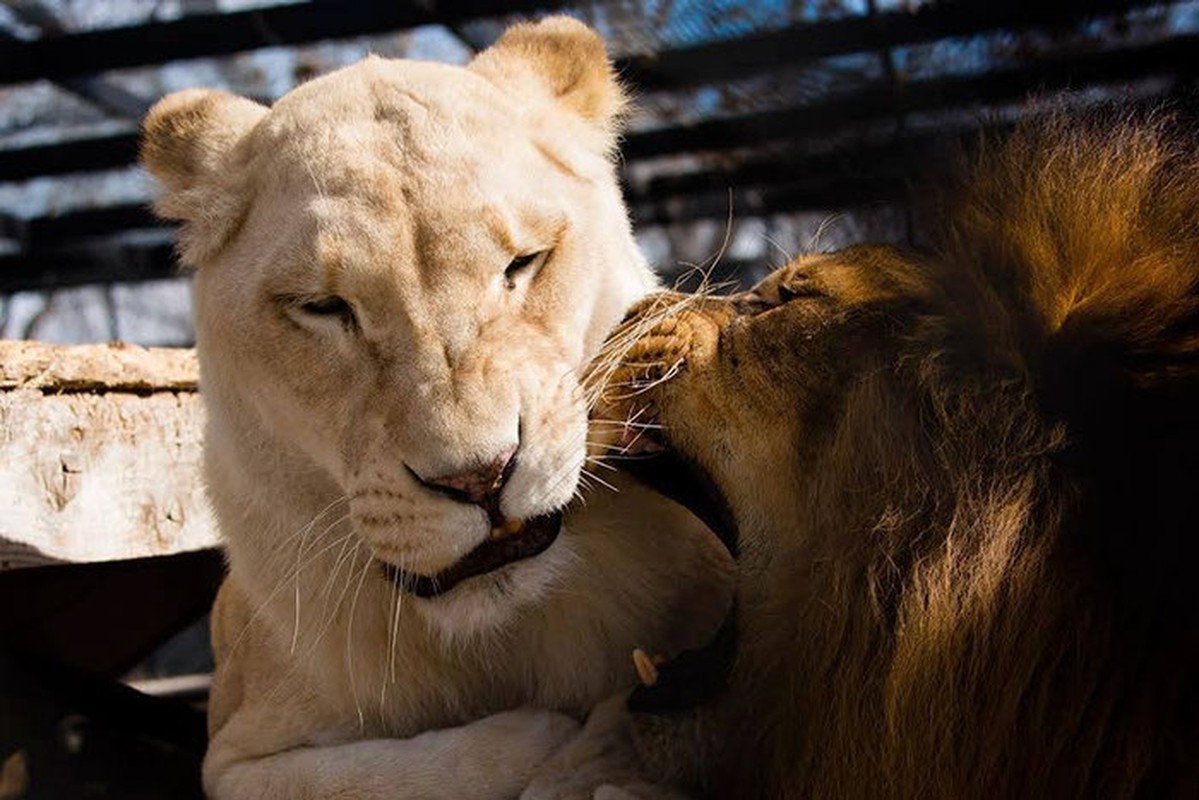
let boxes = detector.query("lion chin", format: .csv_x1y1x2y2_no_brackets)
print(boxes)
406,535,578,642
592,114,1199,799
141,16,734,800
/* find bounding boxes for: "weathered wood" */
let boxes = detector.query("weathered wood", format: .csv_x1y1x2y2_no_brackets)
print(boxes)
0,341,214,569
0,340,197,393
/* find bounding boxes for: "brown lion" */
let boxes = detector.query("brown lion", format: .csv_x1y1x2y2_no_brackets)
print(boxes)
583,115,1199,799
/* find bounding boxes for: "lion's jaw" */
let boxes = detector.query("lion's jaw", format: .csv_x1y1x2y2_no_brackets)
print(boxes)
186,52,654,634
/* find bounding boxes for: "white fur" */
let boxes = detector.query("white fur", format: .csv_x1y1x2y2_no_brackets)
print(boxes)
142,18,732,800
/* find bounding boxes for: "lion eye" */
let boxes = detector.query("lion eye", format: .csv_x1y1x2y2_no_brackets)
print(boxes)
504,252,543,289
776,277,823,304
299,295,356,326
777,284,803,303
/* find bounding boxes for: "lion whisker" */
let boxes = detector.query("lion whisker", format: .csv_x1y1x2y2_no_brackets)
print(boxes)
580,467,619,493
226,520,354,663
345,549,375,733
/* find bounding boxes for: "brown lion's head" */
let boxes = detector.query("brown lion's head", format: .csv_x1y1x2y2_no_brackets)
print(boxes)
592,243,932,558
591,115,1199,797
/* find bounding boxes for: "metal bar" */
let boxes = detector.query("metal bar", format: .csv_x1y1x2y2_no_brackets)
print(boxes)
630,174,906,226
2,9,1188,181
0,0,566,86
23,204,159,250
622,33,1197,160
2,0,153,117
0,239,177,293
0,130,140,182
618,0,1174,92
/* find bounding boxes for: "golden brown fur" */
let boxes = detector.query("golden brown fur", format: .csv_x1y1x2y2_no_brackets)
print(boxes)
592,115,1199,798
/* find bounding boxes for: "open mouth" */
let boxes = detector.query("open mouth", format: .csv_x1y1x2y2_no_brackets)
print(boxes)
617,433,739,559
380,511,563,598
614,428,742,714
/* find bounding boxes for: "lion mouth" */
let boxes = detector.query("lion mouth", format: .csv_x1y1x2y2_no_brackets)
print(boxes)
380,511,563,598
616,431,739,559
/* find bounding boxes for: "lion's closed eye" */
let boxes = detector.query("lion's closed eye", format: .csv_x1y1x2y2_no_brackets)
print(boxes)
775,275,825,302
748,260,832,309
280,293,359,333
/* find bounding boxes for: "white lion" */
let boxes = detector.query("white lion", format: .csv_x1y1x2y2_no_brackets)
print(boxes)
141,16,730,800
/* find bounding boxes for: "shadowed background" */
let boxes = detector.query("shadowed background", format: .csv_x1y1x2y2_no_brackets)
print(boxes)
0,1,1195,797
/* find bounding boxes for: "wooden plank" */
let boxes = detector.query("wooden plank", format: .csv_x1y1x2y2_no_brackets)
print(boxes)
0,341,213,569
0,340,197,393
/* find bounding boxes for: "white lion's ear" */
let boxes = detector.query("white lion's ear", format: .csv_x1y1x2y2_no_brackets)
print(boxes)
141,89,267,265
470,16,626,151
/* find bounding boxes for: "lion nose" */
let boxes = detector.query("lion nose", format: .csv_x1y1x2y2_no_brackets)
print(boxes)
420,448,517,507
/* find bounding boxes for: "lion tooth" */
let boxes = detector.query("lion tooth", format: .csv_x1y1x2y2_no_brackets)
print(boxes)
489,519,523,540
632,648,659,687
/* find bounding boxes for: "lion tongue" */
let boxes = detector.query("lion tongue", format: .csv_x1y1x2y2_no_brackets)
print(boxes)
617,422,665,455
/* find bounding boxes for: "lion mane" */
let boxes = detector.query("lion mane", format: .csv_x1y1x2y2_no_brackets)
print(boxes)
599,113,1199,798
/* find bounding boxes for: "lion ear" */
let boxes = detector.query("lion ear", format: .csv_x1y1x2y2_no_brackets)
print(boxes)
142,89,266,195
470,16,626,147
141,89,267,265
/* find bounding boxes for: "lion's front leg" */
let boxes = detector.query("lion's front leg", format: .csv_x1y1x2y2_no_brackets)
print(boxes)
204,579,579,800
205,708,580,800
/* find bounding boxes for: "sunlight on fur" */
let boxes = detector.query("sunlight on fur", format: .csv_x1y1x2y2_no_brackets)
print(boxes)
579,112,1199,799
142,17,732,800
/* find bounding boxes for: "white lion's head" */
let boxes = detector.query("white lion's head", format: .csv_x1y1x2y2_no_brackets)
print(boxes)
143,18,654,630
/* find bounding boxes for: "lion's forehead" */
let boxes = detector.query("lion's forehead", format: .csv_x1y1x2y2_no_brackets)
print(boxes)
258,59,533,171
250,56,598,214
269,56,511,125
260,117,530,202
253,96,560,257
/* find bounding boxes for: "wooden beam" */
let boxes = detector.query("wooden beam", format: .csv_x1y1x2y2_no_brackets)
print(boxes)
0,339,197,393
0,341,214,569
4,30,1188,189
639,136,926,202
0,33,1189,283
1,1,152,118
21,205,159,251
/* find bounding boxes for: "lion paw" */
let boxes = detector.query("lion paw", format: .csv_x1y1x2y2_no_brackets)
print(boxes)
587,296,732,459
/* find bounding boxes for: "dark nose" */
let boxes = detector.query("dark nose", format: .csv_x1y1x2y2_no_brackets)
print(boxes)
418,448,517,507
